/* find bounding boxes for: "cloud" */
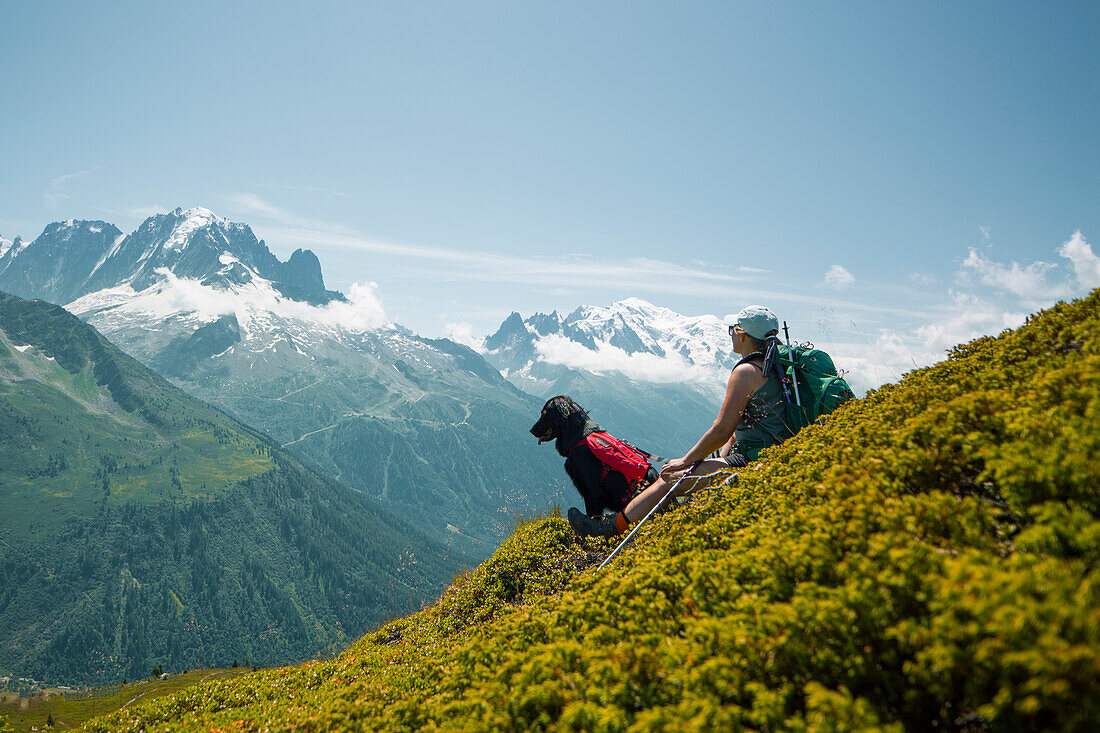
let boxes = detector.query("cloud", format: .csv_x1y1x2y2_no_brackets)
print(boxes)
44,169,97,209
534,334,726,393
223,192,298,222
739,266,770,274
196,197,926,320
124,205,171,220
826,289,1031,395
814,294,1027,396
823,264,855,289
254,181,349,197
959,248,1070,307
443,320,482,350
914,290,1028,354
222,192,361,236
1058,230,1100,289
319,282,388,331
979,225,992,241
107,267,388,334
268,224,919,318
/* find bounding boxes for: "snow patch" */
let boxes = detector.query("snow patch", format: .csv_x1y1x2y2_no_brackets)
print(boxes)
87,233,128,278
162,208,228,252
1,237,29,261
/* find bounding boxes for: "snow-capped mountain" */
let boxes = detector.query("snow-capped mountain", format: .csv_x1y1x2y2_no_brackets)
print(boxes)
485,297,736,396
0,208,569,558
482,298,737,456
0,207,340,307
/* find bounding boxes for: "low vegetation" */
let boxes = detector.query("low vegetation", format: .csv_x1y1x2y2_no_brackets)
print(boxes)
78,289,1100,730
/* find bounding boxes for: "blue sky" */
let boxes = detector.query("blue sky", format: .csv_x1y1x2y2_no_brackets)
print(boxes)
3,1,1098,388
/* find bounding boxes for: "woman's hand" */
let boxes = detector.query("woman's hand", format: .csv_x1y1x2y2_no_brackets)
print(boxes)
660,457,694,478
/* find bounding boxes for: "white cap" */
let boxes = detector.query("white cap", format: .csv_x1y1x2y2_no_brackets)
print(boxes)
724,305,779,339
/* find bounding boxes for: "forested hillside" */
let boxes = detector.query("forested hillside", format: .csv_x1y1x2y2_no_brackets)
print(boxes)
89,289,1100,731
0,293,461,686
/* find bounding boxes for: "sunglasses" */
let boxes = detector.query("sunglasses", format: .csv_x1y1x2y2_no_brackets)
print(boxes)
728,324,744,337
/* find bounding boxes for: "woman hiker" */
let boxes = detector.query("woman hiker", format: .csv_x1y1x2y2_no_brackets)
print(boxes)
567,305,792,538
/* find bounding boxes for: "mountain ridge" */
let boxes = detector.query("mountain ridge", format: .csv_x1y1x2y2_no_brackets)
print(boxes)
0,207,342,308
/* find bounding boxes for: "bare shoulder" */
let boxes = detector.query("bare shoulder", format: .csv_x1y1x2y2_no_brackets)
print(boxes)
731,360,768,390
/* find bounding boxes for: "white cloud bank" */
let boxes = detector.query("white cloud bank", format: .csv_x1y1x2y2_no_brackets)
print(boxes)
160,269,388,332
534,333,726,391
74,268,387,336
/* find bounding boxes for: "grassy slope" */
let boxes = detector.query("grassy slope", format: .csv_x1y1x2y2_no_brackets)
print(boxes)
87,291,1099,731
0,668,253,733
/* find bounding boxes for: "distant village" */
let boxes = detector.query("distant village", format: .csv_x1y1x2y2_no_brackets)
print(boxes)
1,675,78,700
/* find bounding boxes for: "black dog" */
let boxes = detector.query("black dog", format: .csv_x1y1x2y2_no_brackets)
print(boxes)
530,395,657,517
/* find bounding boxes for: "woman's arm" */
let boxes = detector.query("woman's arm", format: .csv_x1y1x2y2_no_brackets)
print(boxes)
662,362,764,475
718,434,737,458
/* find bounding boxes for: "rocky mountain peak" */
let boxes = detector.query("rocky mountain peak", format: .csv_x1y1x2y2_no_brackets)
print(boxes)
0,208,343,308
484,311,527,351
0,220,124,305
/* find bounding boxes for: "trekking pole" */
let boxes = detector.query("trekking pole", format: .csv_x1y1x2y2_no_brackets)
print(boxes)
597,461,701,572
782,321,803,411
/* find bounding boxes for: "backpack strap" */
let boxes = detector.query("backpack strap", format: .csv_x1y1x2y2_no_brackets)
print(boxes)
737,345,792,405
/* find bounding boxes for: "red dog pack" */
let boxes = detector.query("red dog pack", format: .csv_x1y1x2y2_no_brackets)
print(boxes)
575,431,651,486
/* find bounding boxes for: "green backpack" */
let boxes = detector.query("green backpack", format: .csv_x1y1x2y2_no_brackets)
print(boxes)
770,341,855,433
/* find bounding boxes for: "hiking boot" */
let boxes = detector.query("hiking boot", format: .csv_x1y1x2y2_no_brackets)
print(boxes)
567,507,619,538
